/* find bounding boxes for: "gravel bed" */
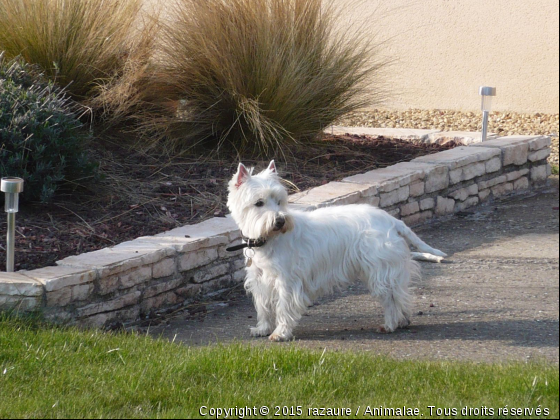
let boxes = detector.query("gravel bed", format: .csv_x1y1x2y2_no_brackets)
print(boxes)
337,109,559,166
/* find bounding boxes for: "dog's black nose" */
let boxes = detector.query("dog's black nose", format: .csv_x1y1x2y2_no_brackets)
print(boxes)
274,216,285,230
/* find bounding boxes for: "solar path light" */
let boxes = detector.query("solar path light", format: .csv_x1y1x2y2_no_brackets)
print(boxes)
479,86,496,142
1,177,24,272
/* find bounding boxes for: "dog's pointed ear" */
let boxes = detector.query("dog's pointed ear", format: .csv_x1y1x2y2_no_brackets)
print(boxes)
266,160,277,174
234,163,251,188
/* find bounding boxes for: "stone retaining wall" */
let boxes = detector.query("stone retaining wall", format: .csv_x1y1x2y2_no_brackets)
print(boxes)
0,131,552,327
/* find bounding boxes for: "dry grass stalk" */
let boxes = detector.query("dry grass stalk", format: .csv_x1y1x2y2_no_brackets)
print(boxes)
0,0,147,101
140,0,389,156
88,16,159,126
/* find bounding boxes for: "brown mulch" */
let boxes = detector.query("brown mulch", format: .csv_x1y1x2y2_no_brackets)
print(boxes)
0,134,459,271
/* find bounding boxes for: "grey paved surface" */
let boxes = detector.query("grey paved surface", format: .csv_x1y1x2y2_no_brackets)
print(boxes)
149,177,559,363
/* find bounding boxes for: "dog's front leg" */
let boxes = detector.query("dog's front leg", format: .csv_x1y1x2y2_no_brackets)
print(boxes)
245,268,275,337
250,283,275,337
269,277,306,342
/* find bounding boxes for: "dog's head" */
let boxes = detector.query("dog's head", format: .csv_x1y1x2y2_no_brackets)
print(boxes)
227,160,294,240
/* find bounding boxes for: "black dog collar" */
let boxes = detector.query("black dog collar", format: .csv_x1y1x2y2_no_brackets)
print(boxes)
226,235,267,252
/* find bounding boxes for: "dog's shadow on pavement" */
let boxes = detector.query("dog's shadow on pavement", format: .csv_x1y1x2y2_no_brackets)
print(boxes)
291,281,558,351
295,317,558,349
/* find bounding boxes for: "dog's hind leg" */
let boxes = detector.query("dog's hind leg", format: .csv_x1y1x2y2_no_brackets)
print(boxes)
361,238,416,333
367,259,415,333
376,285,413,333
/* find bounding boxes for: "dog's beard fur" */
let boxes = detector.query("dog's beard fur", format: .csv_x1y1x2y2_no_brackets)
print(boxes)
227,160,446,342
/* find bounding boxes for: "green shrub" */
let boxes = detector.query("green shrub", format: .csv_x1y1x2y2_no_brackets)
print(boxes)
0,55,97,203
143,0,388,156
0,0,147,101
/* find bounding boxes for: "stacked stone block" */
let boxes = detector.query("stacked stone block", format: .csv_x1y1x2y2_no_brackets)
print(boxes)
3,216,245,327
0,133,552,327
290,135,551,228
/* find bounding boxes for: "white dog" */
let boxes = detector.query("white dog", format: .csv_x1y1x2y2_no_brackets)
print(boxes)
227,160,446,342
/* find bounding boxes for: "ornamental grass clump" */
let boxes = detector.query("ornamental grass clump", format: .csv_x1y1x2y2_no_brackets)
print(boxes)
0,0,147,102
0,55,96,203
144,0,388,156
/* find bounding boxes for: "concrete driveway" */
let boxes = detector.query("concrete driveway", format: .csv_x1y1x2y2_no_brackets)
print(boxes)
148,177,559,363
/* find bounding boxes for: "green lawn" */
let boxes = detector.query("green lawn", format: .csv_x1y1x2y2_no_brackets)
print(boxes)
0,315,557,419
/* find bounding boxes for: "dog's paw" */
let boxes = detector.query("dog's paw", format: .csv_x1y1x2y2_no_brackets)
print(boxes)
375,325,395,334
398,318,411,329
250,326,273,337
268,332,292,342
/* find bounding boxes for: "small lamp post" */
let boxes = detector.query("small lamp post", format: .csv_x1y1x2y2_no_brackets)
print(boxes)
1,177,24,272
479,86,496,142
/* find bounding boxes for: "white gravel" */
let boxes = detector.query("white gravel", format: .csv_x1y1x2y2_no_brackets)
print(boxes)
337,109,559,166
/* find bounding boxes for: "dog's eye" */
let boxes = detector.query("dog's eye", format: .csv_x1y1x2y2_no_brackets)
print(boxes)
255,200,264,207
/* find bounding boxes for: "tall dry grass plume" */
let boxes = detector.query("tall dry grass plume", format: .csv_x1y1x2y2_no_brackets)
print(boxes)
0,0,150,103
143,0,389,156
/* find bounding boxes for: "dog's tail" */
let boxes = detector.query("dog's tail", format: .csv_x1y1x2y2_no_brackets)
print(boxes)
395,221,447,263
410,252,445,263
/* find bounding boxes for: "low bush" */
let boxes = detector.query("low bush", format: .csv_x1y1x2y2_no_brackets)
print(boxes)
0,55,97,203
142,0,388,156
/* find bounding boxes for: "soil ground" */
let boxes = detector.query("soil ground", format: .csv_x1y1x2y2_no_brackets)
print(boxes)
147,177,559,363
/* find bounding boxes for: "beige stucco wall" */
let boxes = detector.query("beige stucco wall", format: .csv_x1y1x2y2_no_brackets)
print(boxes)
145,0,558,113
336,0,559,113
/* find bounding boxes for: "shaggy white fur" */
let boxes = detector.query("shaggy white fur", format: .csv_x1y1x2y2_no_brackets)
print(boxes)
227,161,447,342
